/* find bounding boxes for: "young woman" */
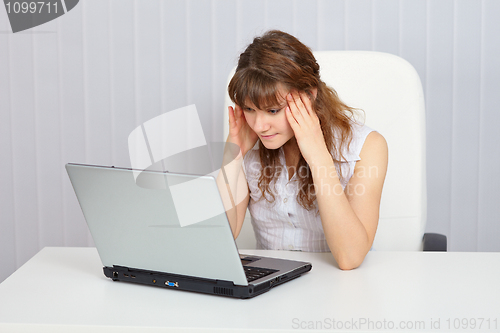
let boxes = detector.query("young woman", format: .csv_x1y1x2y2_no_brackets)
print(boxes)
218,30,388,270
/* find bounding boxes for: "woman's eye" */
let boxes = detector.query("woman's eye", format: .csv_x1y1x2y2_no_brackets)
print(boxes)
243,108,253,112
268,109,280,114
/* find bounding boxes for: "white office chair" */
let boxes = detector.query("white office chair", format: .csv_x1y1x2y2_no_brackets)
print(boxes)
223,51,446,251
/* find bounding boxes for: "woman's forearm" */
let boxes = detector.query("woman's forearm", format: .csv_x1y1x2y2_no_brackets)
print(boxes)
309,154,371,270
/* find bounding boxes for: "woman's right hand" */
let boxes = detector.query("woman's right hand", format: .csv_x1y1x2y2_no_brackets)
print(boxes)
227,105,259,158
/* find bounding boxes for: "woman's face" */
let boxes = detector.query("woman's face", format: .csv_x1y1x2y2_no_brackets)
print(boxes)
242,86,294,150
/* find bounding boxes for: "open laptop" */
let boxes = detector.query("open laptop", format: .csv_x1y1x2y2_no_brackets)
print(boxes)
66,163,312,299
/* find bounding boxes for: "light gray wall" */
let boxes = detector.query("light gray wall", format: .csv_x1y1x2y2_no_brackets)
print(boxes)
1,0,499,282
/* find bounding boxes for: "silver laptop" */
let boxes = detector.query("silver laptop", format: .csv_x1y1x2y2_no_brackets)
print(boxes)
66,163,311,298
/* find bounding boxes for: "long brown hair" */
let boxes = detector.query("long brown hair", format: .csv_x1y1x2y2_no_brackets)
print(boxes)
228,30,357,210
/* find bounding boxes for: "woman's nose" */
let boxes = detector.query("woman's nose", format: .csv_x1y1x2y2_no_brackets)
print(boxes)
254,113,270,132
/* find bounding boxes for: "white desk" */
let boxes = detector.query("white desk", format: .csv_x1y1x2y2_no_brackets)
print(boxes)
0,247,499,332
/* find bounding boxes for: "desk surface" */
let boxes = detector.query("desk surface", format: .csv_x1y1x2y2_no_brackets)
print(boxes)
0,248,499,332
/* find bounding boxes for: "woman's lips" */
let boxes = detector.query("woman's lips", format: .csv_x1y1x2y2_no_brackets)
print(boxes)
261,134,277,139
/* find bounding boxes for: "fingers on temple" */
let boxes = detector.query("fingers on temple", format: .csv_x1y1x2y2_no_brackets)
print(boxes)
288,92,306,123
300,91,313,113
285,106,299,130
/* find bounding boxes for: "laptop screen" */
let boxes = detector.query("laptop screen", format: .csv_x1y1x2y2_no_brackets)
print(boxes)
66,164,249,286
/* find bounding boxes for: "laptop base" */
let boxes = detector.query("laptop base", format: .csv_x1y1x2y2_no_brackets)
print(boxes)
103,263,311,299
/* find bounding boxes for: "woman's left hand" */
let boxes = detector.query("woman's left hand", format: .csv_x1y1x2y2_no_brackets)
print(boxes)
285,91,330,166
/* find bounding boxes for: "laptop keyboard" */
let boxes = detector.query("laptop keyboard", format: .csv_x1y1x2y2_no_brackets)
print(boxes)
243,266,276,282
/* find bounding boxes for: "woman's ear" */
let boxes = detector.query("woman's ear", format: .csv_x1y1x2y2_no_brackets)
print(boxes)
309,87,318,99
307,87,318,99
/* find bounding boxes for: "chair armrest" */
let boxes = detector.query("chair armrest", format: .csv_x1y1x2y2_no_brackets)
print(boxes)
422,233,447,252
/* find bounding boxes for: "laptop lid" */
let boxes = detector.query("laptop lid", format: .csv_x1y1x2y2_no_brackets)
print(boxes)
66,163,248,286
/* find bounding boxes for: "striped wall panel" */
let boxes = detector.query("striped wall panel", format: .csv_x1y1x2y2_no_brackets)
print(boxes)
1,0,499,282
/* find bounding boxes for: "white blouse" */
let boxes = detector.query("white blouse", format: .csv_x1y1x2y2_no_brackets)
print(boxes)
242,123,374,252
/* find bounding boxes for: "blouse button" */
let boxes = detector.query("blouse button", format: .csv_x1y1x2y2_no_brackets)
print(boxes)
283,198,288,203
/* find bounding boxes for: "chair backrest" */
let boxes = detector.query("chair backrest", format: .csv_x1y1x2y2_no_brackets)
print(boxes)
224,51,427,251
